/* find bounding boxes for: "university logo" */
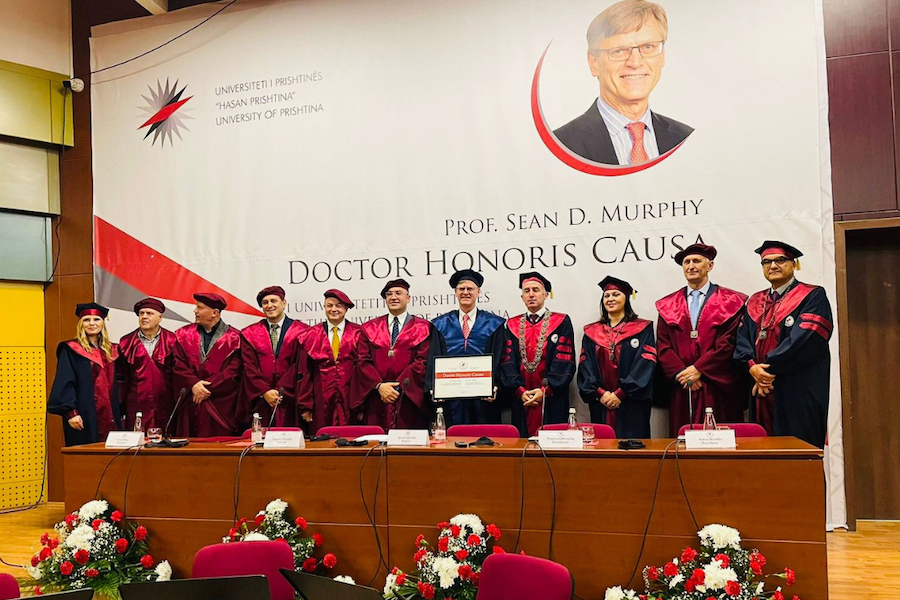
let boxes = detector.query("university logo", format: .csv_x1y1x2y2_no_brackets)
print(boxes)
138,78,193,147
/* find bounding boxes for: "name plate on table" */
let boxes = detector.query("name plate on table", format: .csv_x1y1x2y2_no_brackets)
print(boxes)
684,429,736,450
263,430,306,449
105,431,144,448
432,354,493,399
537,430,583,449
387,429,430,447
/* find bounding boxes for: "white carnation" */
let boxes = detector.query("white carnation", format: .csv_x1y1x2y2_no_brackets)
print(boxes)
383,573,398,596
221,536,231,543
604,586,626,600
698,524,741,550
432,556,459,589
334,575,356,585
449,514,484,536
243,532,270,541
669,574,684,588
65,524,95,550
155,560,172,582
265,499,288,514
756,582,765,594
624,591,637,600
26,565,43,579
78,500,109,522
702,563,739,590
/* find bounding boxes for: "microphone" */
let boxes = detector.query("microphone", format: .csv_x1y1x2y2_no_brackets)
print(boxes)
335,437,367,447
267,387,285,430
391,378,411,430
151,388,189,448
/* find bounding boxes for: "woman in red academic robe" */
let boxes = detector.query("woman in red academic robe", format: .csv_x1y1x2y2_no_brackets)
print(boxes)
48,303,120,446
577,277,656,439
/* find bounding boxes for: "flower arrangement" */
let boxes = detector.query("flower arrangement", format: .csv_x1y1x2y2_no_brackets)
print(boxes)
19,499,171,598
384,513,504,600
605,524,799,600
224,498,337,574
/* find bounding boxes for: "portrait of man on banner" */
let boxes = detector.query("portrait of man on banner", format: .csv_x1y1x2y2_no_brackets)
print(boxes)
553,0,693,166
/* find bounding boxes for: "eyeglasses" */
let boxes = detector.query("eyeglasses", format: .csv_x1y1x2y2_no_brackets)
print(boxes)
595,41,664,62
760,257,791,267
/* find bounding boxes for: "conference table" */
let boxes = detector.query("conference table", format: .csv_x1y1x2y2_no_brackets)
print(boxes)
62,436,827,599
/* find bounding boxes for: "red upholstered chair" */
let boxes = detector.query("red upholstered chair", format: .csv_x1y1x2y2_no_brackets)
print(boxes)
447,424,521,438
476,553,573,600
678,423,767,437
0,573,19,600
540,423,616,439
316,425,385,438
241,427,302,439
192,540,295,600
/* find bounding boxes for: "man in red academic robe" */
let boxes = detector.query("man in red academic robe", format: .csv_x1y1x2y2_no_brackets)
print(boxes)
173,293,246,437
500,272,576,436
116,297,176,431
356,279,432,430
655,244,749,435
241,286,312,428
734,241,833,448
299,289,364,432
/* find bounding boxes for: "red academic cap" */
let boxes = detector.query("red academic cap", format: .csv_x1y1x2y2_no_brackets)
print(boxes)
598,276,634,297
755,240,803,260
324,289,354,309
380,278,410,298
519,271,552,292
133,298,166,315
256,285,286,307
75,302,109,319
449,269,484,288
193,292,227,311
674,243,717,265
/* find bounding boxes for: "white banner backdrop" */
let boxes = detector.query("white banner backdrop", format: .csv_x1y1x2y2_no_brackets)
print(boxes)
90,0,845,527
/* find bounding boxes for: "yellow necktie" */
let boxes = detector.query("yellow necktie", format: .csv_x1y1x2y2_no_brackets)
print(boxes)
331,326,340,359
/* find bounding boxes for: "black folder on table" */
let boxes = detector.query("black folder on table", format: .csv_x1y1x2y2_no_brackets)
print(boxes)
28,591,95,600
119,575,270,600
280,569,383,600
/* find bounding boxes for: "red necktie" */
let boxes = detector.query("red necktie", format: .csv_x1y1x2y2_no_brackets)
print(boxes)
462,313,471,340
626,122,649,164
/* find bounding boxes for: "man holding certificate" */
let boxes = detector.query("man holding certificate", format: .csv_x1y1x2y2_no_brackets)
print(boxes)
355,279,432,430
429,270,506,426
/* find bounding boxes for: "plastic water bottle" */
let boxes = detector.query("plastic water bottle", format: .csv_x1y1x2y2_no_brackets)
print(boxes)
702,407,718,430
567,407,578,430
433,407,446,442
133,412,143,433
251,413,263,443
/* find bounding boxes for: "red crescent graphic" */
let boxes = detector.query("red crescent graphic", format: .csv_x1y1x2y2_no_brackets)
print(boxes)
139,96,193,129
531,42,683,176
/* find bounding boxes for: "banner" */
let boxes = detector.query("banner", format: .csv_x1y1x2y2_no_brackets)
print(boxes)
90,0,844,527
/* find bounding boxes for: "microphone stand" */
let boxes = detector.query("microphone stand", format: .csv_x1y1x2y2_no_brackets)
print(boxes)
390,378,410,430
267,387,285,431
149,388,189,448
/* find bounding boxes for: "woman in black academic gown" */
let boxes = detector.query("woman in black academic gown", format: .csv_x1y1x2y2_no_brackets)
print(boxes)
577,277,657,438
48,303,120,446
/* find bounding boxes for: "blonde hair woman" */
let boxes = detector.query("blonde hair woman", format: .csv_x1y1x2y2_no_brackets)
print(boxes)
48,303,121,446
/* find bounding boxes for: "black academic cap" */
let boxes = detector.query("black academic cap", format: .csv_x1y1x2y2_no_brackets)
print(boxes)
75,302,110,319
597,276,634,297
449,269,484,288
518,271,552,292
754,241,803,259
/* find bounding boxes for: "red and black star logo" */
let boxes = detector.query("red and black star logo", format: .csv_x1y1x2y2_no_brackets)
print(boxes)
138,78,193,146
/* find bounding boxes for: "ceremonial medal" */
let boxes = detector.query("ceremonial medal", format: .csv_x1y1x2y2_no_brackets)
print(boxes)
630,338,639,348
519,311,551,373
608,344,616,363
690,330,699,339
388,350,394,357
758,331,767,340
785,316,794,327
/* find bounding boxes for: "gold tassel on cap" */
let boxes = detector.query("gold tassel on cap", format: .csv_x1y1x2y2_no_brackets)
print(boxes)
795,258,801,270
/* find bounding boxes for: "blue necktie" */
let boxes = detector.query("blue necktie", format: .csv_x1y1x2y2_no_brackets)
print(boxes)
391,317,400,345
689,290,702,329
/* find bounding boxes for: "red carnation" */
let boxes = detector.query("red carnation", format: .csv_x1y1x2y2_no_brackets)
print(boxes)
238,517,248,527
750,560,763,575
135,525,148,541
458,564,473,580
295,516,307,530
85,568,100,578
40,532,50,546
785,567,796,585
466,534,481,547
48,538,59,550
228,527,237,539
437,536,449,552
487,524,501,540
141,555,155,568
750,551,766,567
35,586,42,595
456,549,468,561
74,549,90,565
115,538,129,554
60,562,74,576
323,553,337,569
313,533,324,547
715,553,731,568
450,525,461,537
773,591,785,600
111,510,124,522
492,545,506,554
414,549,428,563
31,555,40,567
793,596,801,600
663,562,678,577
725,581,741,597
685,579,696,593
417,581,435,600
692,568,705,584
39,547,52,561
396,572,407,585
681,547,697,563
254,514,265,526
302,557,317,572
65,513,77,527
415,534,426,548
437,521,450,530
91,519,104,530
646,566,659,581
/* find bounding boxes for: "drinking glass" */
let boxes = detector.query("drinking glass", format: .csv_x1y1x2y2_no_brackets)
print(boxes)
147,427,162,443
580,425,595,443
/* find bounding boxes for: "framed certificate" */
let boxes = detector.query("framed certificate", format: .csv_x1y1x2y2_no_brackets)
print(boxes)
432,354,494,400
